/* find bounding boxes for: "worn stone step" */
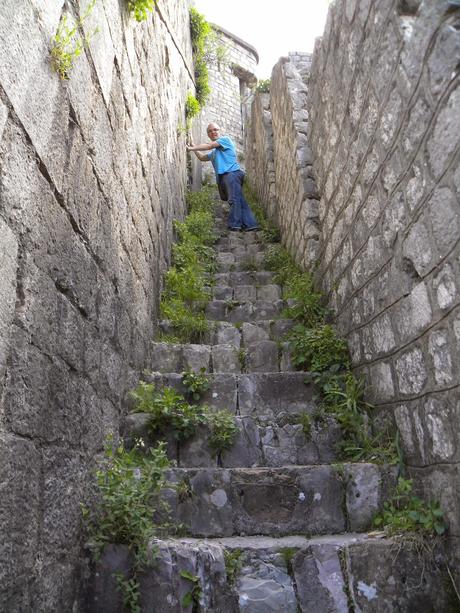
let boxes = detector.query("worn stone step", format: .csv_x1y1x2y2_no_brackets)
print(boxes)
89,534,449,613
150,339,293,374
124,412,341,468
205,299,285,322
142,372,318,422
213,271,276,287
159,464,396,538
211,283,282,302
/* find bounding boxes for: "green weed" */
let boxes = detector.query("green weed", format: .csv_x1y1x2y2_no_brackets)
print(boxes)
181,367,210,400
374,477,446,537
127,0,156,21
50,1,98,80
224,549,244,585
180,570,202,608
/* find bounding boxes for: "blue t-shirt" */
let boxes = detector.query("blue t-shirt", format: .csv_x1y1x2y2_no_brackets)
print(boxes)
207,136,240,175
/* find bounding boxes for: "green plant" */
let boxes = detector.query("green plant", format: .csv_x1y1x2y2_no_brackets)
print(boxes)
50,0,98,80
282,271,325,327
115,574,141,613
159,188,215,343
127,0,156,22
180,570,202,608
189,7,215,107
185,93,201,129
181,367,210,400
205,409,239,457
131,384,207,441
298,412,312,439
280,547,297,571
374,477,446,537
237,348,248,371
256,79,271,93
85,437,170,566
288,324,350,373
224,549,244,585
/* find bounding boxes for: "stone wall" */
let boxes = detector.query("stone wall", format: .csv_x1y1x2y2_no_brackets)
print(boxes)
244,91,277,221
307,0,460,545
246,0,459,565
0,0,193,609
247,52,320,269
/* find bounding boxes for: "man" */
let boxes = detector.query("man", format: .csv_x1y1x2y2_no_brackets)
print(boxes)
186,123,259,231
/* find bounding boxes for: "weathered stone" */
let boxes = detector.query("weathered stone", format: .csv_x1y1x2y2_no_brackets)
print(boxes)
346,540,452,612
345,464,395,532
214,322,241,347
234,285,256,302
293,545,348,612
257,284,282,301
213,285,234,300
245,340,279,372
241,322,270,344
182,344,211,372
87,545,133,613
238,373,316,420
151,342,183,373
395,348,427,395
237,556,297,612
0,218,18,383
212,344,241,373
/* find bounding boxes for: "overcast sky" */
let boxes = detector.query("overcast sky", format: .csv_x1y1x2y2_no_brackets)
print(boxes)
192,0,331,78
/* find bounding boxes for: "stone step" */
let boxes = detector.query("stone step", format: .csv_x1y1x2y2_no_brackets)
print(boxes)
142,372,318,422
89,534,449,613
124,413,341,468
159,464,396,538
205,299,285,322
150,339,293,374
213,270,277,287
211,282,282,302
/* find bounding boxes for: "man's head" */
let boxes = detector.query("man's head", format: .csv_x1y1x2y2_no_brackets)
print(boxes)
207,123,220,141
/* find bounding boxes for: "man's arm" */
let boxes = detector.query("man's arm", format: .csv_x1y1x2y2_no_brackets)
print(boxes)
186,139,220,162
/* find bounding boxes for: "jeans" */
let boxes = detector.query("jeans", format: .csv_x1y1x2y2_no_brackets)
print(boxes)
220,170,258,230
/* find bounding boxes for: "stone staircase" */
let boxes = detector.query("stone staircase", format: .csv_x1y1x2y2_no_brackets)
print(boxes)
89,201,450,612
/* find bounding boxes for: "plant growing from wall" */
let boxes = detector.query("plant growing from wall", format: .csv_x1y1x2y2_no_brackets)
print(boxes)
127,0,156,22
373,477,446,537
50,0,98,80
185,92,201,130
181,368,210,400
84,436,171,611
256,79,271,93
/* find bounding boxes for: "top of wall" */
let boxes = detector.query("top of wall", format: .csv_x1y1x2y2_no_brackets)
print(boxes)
212,24,259,64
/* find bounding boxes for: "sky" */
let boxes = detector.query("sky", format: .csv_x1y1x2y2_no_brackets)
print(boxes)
192,0,331,78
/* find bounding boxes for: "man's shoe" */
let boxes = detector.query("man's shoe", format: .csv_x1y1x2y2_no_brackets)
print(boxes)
229,227,242,232
243,226,260,232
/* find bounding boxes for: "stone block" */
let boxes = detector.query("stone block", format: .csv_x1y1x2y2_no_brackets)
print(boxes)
238,373,316,420
221,417,263,468
151,342,183,373
241,322,270,345
182,344,211,373
428,329,453,385
226,302,254,323
245,340,279,373
179,425,216,468
346,540,452,612
206,300,227,321
237,555,297,612
213,285,233,300
0,98,8,141
395,347,427,395
395,281,432,342
344,464,396,532
214,322,241,347
293,544,348,612
257,284,282,301
234,285,256,302
251,300,284,320
87,544,133,613
212,344,241,373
